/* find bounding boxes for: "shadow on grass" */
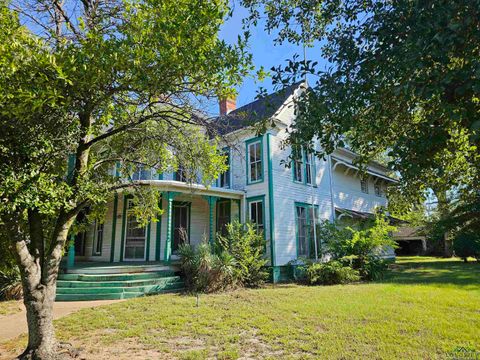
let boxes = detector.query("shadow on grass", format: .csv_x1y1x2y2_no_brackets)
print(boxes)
381,257,480,289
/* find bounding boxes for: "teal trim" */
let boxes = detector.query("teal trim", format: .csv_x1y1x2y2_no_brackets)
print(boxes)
119,195,129,262
110,194,118,262
267,133,276,267
294,201,319,258
145,222,151,261
115,162,120,177
236,199,241,223
245,136,264,185
158,172,163,180
155,194,163,261
67,236,75,268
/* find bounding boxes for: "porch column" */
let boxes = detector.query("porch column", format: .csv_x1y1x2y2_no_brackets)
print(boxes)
207,196,218,246
67,234,75,269
164,191,179,263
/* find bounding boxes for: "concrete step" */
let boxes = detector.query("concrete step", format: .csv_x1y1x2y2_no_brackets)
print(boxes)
56,281,184,295
58,271,176,282
55,288,183,301
57,276,182,288
65,265,176,275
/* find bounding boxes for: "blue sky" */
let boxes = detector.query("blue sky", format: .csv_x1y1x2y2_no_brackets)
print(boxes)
218,4,320,112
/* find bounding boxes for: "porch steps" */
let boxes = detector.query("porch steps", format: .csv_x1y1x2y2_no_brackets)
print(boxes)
55,271,184,301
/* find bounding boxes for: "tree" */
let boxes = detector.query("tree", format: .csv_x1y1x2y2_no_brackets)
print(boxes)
242,0,480,235
0,0,252,358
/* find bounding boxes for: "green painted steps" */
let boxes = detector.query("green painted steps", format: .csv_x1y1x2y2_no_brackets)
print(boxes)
56,270,184,301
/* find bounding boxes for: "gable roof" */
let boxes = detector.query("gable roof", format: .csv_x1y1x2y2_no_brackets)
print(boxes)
213,82,303,135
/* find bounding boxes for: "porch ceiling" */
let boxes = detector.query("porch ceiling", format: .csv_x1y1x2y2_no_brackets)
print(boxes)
128,180,245,199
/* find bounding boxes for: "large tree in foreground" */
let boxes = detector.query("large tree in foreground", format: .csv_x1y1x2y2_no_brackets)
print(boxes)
0,0,251,358
243,0,480,231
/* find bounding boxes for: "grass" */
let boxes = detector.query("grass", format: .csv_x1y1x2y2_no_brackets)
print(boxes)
0,300,22,317
2,257,480,359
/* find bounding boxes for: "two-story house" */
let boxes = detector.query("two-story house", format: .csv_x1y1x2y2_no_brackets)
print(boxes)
67,82,396,284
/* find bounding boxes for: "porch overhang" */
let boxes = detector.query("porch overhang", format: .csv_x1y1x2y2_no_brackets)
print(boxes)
330,156,398,184
126,180,245,199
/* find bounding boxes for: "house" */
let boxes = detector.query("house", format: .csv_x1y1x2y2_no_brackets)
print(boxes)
64,82,396,289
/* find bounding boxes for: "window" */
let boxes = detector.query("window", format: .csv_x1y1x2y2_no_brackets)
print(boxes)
292,147,315,186
218,148,230,188
305,152,313,185
131,166,153,180
124,199,146,260
293,147,303,183
92,222,104,255
216,200,231,236
295,203,319,258
374,183,383,197
361,178,369,194
248,197,264,235
175,166,186,182
247,138,263,183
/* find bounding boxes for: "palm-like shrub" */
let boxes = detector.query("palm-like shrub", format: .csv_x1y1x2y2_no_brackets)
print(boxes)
0,267,22,300
178,242,237,293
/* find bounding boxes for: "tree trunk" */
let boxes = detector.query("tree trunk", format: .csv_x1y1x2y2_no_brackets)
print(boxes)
20,283,58,360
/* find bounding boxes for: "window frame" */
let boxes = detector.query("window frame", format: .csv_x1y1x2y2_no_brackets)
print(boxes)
374,183,383,197
246,195,266,238
304,151,314,185
245,136,264,185
218,147,231,188
294,202,320,258
292,146,303,183
292,147,316,186
92,221,104,256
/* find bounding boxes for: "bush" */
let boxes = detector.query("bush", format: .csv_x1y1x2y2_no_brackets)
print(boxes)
0,267,22,300
453,231,480,262
178,242,236,293
321,214,396,280
216,221,268,288
304,261,360,285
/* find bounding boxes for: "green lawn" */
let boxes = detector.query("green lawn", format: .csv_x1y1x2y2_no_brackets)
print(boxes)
3,257,480,359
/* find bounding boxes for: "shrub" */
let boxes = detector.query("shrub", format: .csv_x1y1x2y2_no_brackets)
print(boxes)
216,221,268,288
304,261,360,285
322,214,396,280
178,242,236,293
453,231,480,262
0,267,22,300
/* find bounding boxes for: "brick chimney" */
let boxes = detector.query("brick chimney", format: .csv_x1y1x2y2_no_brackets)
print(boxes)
219,97,236,116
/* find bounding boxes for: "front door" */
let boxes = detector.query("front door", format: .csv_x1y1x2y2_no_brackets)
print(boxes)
124,200,146,261
172,202,190,252
216,200,231,236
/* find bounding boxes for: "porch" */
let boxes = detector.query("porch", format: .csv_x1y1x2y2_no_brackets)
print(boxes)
67,180,245,269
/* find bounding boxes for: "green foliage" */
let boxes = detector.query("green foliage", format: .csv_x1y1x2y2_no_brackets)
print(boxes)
304,261,360,286
453,231,480,263
242,0,480,230
0,267,22,300
216,221,268,288
178,242,237,294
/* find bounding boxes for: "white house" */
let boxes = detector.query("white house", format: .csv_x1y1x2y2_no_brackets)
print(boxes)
69,82,396,283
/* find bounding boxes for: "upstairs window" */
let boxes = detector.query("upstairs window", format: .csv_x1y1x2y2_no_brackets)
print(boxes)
374,183,383,197
247,138,263,184
218,148,230,188
175,166,186,182
131,165,153,180
293,147,303,183
361,178,369,194
305,152,313,185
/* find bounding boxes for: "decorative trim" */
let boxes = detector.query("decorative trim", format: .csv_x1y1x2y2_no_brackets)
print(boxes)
266,133,276,267
109,193,118,262
245,136,264,185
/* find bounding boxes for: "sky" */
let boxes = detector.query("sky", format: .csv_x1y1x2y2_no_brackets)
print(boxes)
216,4,324,114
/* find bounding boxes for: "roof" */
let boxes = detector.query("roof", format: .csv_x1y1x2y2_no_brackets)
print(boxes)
335,207,405,224
393,226,426,239
213,82,303,135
